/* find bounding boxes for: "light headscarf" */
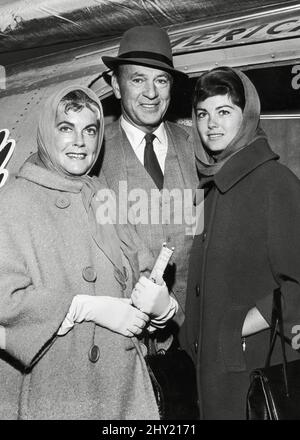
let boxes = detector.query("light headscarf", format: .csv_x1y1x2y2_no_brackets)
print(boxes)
36,84,104,180
193,67,267,177
29,85,132,276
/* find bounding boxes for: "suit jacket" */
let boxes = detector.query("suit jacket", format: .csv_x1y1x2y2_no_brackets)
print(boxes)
100,120,199,329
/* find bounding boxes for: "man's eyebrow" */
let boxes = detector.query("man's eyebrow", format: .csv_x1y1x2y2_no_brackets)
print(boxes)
130,71,146,77
130,72,169,78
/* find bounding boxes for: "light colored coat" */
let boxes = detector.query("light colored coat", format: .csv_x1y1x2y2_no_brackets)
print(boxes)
0,161,159,420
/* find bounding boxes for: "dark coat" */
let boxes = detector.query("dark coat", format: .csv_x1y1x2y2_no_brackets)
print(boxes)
181,139,300,419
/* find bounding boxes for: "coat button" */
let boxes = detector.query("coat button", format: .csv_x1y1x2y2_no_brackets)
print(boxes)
82,266,97,282
88,344,100,363
194,340,198,353
55,196,70,209
195,284,200,297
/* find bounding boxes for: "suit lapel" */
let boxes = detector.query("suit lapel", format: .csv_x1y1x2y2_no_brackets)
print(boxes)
102,121,128,194
165,122,198,190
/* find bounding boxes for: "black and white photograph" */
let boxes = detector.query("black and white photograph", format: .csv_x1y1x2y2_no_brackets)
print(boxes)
0,0,300,428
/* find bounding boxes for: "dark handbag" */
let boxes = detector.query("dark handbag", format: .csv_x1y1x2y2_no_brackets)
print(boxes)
145,337,200,420
247,288,300,420
143,244,199,420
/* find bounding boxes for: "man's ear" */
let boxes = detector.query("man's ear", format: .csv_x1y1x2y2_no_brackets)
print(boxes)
111,73,121,100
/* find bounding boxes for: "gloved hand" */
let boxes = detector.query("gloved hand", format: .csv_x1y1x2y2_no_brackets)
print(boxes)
57,295,149,337
131,276,171,318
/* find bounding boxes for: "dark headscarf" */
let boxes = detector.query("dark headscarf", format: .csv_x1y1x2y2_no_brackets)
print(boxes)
193,67,267,177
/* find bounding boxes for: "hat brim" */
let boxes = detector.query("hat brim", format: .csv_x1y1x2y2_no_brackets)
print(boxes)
102,56,188,80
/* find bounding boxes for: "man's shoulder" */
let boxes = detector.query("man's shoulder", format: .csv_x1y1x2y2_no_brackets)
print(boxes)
104,120,121,142
165,120,193,139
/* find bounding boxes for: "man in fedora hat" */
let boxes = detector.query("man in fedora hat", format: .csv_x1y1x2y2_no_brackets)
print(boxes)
99,25,199,347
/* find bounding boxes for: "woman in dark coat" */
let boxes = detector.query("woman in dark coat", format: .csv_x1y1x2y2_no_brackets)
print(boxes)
181,66,300,419
0,85,175,420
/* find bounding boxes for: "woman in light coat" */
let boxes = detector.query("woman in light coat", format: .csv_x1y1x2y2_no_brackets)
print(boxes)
0,85,174,420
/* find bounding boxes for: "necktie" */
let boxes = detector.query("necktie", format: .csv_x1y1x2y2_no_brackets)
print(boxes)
144,133,164,190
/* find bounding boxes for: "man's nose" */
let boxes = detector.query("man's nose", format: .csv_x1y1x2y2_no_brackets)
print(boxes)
143,81,158,99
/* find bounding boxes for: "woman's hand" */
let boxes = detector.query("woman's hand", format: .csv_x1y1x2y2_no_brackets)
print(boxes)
131,276,171,317
58,295,149,337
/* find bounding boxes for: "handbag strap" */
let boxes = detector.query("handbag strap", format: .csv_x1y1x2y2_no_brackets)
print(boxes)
264,288,289,396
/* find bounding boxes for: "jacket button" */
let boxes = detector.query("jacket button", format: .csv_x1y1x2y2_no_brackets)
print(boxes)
195,284,200,297
82,266,97,282
194,341,198,353
55,196,70,209
88,344,100,363
202,232,207,242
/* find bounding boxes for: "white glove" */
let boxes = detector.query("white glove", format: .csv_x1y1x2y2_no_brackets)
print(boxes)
57,295,149,338
131,276,171,318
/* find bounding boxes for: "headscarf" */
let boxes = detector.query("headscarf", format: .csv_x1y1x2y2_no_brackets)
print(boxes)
30,85,128,276
193,67,267,177
36,84,104,180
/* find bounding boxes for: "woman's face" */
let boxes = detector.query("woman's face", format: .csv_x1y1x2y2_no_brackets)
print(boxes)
53,105,99,176
195,94,243,154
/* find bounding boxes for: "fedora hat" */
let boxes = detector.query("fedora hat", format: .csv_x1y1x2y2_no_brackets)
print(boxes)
102,25,187,79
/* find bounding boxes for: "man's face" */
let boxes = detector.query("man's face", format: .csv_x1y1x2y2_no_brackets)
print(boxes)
111,64,172,133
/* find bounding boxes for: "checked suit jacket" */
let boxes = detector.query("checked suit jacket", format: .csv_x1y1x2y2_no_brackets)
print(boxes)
98,119,199,332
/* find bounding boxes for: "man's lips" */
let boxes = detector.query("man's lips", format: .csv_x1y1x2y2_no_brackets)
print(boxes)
140,103,160,109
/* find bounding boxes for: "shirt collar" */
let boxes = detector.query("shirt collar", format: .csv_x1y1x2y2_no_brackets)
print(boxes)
120,116,167,152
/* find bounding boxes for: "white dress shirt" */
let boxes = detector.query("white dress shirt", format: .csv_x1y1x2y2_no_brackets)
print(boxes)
120,116,168,174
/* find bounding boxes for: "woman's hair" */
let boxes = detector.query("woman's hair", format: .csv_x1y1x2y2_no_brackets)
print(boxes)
193,66,245,111
59,89,101,116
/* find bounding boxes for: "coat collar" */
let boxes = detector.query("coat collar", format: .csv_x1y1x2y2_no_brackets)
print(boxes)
213,138,279,193
18,160,83,193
